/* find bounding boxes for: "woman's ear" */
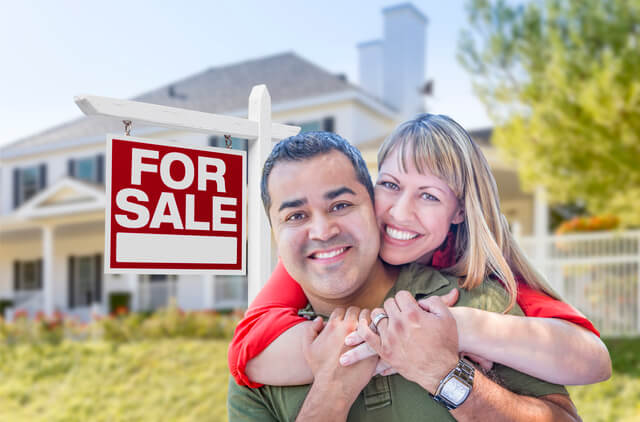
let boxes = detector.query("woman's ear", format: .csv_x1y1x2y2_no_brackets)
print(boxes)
452,206,465,225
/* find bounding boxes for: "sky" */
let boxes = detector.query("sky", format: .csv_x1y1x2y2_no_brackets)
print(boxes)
0,0,491,148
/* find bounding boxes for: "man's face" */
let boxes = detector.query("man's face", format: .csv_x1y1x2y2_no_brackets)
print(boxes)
267,150,380,303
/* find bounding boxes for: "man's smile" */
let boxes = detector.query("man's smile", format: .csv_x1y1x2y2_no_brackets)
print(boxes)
307,246,352,262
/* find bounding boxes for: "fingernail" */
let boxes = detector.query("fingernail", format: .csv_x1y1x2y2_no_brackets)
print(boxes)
339,354,351,366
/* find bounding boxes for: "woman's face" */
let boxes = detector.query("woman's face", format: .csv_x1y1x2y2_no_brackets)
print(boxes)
375,146,464,265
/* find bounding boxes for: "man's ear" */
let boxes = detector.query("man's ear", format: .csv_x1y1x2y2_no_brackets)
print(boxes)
452,206,464,225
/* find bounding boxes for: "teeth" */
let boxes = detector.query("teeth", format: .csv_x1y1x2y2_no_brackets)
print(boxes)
386,226,419,241
313,247,346,259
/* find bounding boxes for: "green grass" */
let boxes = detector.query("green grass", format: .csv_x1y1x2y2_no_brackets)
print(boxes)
0,340,231,422
0,338,638,421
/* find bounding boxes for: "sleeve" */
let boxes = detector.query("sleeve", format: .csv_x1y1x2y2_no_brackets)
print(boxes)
228,260,309,388
516,281,600,337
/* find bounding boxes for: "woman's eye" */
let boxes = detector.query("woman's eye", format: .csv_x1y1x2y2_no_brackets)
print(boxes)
379,181,399,190
421,192,439,202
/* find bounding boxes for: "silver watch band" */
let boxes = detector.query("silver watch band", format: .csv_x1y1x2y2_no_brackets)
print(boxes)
433,358,475,410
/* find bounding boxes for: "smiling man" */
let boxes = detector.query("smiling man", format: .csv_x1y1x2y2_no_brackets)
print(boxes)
227,131,580,422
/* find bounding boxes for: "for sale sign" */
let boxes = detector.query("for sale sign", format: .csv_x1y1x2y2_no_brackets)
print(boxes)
105,135,246,274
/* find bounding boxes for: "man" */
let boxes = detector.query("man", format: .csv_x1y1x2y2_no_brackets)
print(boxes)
228,131,580,421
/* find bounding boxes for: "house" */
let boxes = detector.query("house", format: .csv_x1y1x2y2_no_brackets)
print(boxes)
0,3,541,320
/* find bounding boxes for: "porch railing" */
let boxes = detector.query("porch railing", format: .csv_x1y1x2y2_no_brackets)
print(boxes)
518,230,640,337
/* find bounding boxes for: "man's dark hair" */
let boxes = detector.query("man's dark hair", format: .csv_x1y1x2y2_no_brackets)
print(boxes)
261,131,375,220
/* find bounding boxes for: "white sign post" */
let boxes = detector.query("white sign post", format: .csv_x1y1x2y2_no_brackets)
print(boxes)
75,85,299,303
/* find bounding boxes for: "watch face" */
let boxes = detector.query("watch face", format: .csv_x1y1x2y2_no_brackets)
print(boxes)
441,377,469,405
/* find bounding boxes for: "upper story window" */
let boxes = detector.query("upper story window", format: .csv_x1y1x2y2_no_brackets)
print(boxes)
68,154,104,184
295,117,335,134
13,164,47,209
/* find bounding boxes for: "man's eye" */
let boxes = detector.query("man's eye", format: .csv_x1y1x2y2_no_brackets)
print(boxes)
331,202,351,212
421,192,439,202
379,181,399,190
285,212,306,222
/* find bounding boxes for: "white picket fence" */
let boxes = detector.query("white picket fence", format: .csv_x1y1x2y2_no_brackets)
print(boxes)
518,230,640,337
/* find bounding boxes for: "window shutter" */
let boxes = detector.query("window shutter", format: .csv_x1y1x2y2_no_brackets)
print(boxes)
67,159,75,178
96,154,105,184
208,136,219,147
95,254,102,303
68,256,75,308
13,260,21,291
36,259,43,290
323,117,335,132
13,168,20,209
39,163,47,190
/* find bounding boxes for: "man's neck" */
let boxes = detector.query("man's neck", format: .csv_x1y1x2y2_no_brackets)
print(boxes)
308,259,400,316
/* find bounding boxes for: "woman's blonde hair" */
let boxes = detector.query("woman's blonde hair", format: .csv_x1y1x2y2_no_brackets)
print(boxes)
378,114,560,311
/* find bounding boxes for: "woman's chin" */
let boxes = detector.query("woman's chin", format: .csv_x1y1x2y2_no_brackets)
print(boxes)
379,249,413,266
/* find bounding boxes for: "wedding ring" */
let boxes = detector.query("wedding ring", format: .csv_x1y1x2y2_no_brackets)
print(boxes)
370,312,389,335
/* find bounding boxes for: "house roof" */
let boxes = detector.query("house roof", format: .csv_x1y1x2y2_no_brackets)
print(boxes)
2,52,388,155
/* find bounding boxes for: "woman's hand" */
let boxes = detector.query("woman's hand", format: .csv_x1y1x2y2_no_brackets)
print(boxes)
338,289,460,372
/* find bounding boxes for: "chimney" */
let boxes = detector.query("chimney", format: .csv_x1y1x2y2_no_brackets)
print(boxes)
357,40,384,99
358,4,427,118
383,4,427,117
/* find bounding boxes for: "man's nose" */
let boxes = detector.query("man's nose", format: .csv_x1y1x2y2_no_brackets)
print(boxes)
389,192,414,223
308,214,339,241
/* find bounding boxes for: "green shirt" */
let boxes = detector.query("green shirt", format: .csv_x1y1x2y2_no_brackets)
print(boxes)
228,263,568,421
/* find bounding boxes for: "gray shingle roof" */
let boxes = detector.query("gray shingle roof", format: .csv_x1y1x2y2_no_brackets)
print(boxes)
3,52,373,154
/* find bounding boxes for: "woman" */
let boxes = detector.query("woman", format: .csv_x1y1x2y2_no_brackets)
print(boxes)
229,114,611,388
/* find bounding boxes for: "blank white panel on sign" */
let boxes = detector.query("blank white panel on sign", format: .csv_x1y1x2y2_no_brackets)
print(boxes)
116,233,237,264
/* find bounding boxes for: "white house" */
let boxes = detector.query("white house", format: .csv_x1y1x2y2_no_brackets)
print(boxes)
0,4,543,320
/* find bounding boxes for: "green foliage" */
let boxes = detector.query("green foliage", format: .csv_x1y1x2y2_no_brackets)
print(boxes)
458,0,640,227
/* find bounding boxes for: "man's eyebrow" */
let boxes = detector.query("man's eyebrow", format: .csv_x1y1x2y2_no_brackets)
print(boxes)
278,198,307,212
324,186,356,200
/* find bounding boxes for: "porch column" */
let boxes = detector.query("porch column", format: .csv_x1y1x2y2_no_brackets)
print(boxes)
203,274,215,309
127,273,138,312
42,225,55,316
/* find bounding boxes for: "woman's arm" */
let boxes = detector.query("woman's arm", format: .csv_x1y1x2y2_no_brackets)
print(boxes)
228,260,311,387
453,307,611,385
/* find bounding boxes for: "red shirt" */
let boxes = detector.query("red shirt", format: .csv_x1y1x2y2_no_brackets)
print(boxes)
228,231,599,388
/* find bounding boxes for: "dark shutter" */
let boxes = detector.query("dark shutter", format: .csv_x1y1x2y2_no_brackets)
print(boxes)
208,136,219,147
323,117,335,132
96,154,104,184
39,163,47,190
94,254,102,303
67,159,75,178
13,260,21,291
13,168,20,209
68,256,75,308
36,259,43,289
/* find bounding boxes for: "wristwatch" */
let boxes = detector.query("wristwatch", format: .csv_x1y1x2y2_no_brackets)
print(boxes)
432,358,475,410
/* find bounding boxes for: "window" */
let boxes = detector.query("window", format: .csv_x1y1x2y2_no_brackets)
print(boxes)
294,117,335,134
214,275,248,307
68,254,102,308
68,154,104,184
13,164,46,208
13,259,42,291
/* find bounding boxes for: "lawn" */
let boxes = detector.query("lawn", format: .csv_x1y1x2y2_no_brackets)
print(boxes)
0,338,638,421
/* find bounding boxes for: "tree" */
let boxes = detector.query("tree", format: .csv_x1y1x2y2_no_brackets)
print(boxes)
458,0,640,227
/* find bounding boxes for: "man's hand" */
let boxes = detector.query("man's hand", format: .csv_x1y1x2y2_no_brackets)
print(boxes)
296,307,378,421
355,290,460,394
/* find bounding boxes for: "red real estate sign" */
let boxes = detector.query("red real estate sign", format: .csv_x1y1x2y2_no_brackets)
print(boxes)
105,135,246,274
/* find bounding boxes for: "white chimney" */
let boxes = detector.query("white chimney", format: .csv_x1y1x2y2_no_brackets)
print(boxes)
357,40,384,100
383,4,427,118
